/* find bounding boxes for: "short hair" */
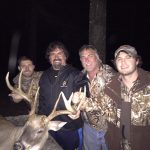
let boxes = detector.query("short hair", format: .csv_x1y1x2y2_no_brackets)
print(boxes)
18,56,34,66
79,44,98,56
45,41,69,60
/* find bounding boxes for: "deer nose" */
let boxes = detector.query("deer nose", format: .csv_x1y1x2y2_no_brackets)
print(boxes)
13,141,25,150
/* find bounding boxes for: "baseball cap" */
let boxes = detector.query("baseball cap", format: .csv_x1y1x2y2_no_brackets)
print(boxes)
114,45,137,58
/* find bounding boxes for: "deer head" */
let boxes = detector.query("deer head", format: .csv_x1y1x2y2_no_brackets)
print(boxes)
6,71,86,150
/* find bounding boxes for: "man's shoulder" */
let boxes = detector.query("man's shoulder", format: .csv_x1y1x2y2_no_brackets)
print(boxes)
138,68,150,87
139,68,150,76
13,74,19,84
33,71,43,79
39,69,50,80
63,65,80,75
34,71,43,75
102,64,116,83
103,64,116,74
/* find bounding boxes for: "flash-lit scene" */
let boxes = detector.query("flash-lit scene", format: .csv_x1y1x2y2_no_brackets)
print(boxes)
0,0,150,150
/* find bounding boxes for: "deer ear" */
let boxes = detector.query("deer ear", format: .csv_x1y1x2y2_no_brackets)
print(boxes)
48,121,67,131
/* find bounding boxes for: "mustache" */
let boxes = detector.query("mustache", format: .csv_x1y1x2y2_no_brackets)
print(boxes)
54,59,61,61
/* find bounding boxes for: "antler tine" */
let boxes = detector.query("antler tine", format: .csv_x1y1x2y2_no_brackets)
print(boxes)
77,86,86,110
18,70,23,89
6,72,15,92
61,92,77,113
45,87,86,123
46,92,75,122
29,87,40,116
27,79,34,96
82,86,86,100
6,71,32,103
79,87,82,92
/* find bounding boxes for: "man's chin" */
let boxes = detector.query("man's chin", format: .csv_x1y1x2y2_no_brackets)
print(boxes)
53,64,63,70
23,72,33,77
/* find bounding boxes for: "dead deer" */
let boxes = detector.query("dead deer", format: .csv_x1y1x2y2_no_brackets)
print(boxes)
0,71,86,150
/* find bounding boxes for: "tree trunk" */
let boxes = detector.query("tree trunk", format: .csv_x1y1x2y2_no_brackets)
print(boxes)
89,0,106,62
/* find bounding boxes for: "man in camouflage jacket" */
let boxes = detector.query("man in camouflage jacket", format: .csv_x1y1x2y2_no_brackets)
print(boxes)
74,45,115,150
9,56,42,113
81,45,150,150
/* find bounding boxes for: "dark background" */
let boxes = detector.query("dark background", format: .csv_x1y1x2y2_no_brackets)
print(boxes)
0,0,150,116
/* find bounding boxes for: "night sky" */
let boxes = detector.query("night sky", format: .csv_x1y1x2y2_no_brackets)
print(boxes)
106,0,150,70
0,0,150,115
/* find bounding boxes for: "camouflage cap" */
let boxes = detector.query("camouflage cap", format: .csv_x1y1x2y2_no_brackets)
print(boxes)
114,45,137,58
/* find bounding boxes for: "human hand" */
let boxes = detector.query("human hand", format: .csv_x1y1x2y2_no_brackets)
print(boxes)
9,92,23,103
72,91,85,104
68,110,80,120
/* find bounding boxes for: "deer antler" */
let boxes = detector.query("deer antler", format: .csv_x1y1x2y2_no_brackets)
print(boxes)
6,71,38,116
46,86,86,123
45,92,76,122
6,71,87,123
61,92,77,113
76,86,87,110
29,87,40,116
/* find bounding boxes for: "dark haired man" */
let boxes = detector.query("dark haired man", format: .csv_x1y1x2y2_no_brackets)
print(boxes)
104,45,150,150
38,41,84,150
9,56,42,107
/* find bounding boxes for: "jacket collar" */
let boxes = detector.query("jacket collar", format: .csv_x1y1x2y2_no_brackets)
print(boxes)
111,68,150,93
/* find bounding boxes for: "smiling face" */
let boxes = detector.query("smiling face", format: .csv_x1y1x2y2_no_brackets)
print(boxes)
79,48,101,73
18,60,35,77
115,51,138,76
49,48,67,70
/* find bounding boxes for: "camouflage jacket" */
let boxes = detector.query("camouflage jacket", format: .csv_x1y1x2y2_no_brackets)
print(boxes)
82,64,115,131
13,71,43,110
99,68,150,150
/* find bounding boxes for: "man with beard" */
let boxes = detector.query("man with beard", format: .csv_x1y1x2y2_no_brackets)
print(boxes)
38,41,83,150
104,45,150,150
9,56,43,112
6,56,42,126
71,45,150,150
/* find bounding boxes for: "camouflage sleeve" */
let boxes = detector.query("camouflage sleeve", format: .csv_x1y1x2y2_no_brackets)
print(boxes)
84,95,119,126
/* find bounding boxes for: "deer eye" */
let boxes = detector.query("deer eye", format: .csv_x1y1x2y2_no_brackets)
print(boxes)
37,128,44,134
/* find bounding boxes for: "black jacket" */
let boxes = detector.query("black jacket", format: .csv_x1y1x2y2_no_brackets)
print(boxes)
38,65,86,130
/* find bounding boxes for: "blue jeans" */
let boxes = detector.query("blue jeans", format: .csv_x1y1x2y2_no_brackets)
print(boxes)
78,128,83,150
83,123,108,150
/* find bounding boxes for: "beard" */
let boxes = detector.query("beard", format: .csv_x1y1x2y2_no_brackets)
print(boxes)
22,71,33,77
119,66,137,76
52,59,63,70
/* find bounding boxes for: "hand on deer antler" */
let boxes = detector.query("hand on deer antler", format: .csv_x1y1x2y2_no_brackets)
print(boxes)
6,71,34,104
68,95,87,120
6,71,39,116
46,87,87,121
67,86,88,120
68,110,81,120
72,86,88,111
8,92,24,103
45,92,77,122
7,71,24,102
